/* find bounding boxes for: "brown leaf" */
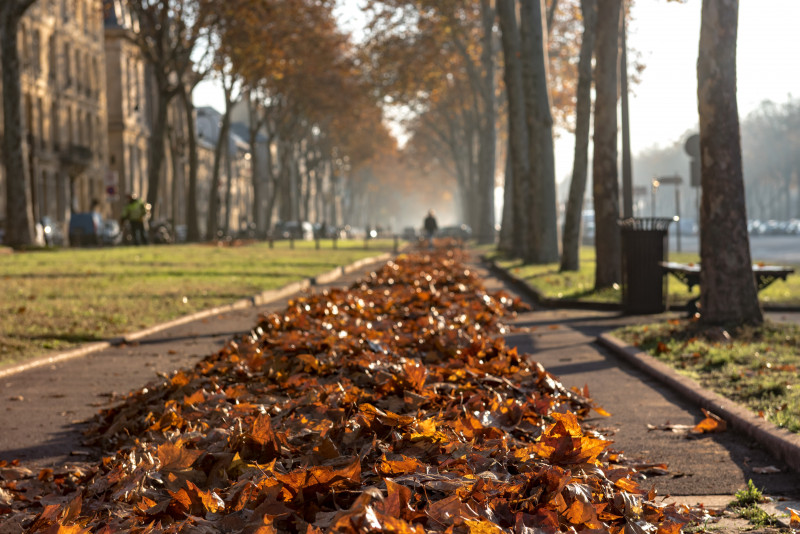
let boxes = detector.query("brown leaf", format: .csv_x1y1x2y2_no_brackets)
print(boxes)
157,441,203,471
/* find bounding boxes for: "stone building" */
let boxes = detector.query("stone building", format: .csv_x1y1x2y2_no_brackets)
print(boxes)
0,0,110,235
1,0,256,243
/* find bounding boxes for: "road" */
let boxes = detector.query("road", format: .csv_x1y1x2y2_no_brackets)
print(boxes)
668,233,800,264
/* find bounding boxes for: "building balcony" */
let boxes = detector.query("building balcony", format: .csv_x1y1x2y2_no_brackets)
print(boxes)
60,144,93,175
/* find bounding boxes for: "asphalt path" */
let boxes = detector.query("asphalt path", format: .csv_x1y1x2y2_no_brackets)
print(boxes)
484,268,800,501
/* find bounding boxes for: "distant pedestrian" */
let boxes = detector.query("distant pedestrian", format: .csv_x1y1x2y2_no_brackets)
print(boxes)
121,193,148,245
424,209,438,249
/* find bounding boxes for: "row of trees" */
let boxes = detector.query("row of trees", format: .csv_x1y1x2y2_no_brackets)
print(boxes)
3,0,766,324
2,0,411,247
362,0,761,325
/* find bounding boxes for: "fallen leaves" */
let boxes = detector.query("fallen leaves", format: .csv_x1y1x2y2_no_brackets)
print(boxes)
0,250,696,533
691,409,727,434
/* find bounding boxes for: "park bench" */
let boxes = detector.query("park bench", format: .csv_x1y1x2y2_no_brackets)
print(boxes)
660,261,795,315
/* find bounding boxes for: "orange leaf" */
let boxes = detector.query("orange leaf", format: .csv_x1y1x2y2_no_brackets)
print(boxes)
377,455,424,477
157,442,203,471
788,507,800,528
379,478,412,517
692,409,726,433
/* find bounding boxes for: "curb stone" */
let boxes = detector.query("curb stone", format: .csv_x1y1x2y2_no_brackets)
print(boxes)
597,333,800,474
0,252,392,380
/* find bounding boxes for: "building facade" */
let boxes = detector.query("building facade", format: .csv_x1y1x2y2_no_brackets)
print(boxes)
1,0,256,243
1,0,110,233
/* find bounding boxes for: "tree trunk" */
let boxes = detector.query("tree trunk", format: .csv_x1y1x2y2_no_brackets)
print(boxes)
1,3,36,248
207,90,232,239
498,148,514,252
620,6,633,219
247,95,265,237
147,84,171,217
520,0,559,264
223,120,233,236
496,0,530,259
592,0,622,289
560,0,597,272
697,0,762,325
181,86,200,242
475,0,496,244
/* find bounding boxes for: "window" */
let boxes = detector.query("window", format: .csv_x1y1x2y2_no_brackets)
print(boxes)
48,34,56,80
64,43,71,87
32,30,41,76
51,102,59,150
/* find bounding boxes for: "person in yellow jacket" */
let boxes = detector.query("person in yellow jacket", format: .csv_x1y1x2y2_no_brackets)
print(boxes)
121,193,149,245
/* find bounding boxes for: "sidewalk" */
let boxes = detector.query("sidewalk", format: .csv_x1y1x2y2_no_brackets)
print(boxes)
478,264,800,528
1,252,798,528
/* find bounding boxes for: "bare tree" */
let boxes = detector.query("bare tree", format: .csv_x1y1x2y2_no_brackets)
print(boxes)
697,0,762,325
1,0,37,247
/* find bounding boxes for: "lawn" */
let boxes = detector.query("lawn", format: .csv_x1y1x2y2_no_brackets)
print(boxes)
0,239,396,367
488,246,800,307
613,318,800,434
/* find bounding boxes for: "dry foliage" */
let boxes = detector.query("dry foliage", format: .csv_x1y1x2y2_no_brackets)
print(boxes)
1,250,702,532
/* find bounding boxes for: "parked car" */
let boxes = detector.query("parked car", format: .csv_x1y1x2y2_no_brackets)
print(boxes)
438,224,472,240
101,220,123,246
402,226,418,241
40,216,66,246
272,221,314,240
68,212,103,246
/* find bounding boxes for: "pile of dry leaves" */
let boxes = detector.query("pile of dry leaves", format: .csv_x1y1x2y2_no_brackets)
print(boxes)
1,250,700,533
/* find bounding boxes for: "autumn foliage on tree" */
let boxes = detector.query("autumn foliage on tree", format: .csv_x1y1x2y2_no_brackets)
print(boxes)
363,0,497,242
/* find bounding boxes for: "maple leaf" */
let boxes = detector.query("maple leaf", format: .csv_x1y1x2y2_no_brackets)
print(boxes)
157,441,203,471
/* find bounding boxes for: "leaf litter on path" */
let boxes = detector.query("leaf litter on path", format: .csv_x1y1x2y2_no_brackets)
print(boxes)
0,250,710,532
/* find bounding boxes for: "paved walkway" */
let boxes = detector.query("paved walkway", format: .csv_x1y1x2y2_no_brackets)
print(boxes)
1,253,798,528
479,272,800,500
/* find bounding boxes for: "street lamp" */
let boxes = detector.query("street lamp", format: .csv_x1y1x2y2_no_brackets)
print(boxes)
651,178,660,217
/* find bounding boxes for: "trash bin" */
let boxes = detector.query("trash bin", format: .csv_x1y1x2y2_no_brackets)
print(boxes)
619,217,673,314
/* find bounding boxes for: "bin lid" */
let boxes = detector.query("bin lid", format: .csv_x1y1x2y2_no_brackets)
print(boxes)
618,217,674,231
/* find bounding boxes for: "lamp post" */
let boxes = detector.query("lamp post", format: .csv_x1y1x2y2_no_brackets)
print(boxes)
651,178,660,217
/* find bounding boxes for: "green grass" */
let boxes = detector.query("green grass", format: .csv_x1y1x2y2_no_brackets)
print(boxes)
613,319,800,433
728,480,778,528
0,239,396,367
488,246,800,306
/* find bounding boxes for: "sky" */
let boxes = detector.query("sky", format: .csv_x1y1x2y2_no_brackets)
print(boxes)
194,0,800,186
569,0,800,185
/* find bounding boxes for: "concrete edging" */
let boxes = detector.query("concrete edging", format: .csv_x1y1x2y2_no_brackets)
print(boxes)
0,253,392,380
597,333,800,474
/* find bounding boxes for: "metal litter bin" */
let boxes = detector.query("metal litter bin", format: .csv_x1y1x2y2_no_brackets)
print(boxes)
619,217,673,314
